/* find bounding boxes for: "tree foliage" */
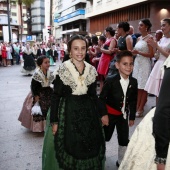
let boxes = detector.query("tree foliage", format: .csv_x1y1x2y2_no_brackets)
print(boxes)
17,0,35,6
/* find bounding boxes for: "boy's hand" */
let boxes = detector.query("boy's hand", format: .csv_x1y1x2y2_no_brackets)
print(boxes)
129,120,134,127
157,164,165,170
101,115,109,126
34,96,39,102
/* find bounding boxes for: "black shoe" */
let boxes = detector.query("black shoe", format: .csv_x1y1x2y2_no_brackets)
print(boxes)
116,161,120,167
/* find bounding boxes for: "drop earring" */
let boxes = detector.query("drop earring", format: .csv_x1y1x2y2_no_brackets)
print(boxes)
69,53,72,58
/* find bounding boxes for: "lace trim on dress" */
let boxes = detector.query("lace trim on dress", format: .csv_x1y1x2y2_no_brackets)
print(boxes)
53,60,98,95
32,68,54,87
56,63,77,92
85,65,98,86
23,48,32,55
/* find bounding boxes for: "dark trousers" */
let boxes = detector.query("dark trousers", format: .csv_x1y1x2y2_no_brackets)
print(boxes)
16,54,20,64
104,114,129,146
11,53,14,65
52,56,56,62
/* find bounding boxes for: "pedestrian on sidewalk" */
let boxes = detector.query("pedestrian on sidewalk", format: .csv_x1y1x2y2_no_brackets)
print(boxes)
0,42,2,66
99,50,138,167
6,43,13,66
1,42,7,67
14,43,20,65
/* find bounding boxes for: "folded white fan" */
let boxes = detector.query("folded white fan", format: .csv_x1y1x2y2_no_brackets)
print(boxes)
31,101,42,115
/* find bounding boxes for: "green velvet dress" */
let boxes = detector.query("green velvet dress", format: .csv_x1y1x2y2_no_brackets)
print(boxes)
42,60,106,170
42,109,59,170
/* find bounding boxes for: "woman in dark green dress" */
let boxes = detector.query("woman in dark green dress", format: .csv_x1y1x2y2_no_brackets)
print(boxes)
42,35,108,170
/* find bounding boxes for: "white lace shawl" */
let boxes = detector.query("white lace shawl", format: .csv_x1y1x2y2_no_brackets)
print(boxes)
23,48,32,55
53,60,98,95
32,68,54,87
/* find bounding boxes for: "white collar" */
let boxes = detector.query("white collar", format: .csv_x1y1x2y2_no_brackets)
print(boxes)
53,59,97,95
120,75,129,82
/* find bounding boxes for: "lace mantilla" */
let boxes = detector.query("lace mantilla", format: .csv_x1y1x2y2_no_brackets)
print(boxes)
32,68,54,87
23,48,32,55
53,60,97,95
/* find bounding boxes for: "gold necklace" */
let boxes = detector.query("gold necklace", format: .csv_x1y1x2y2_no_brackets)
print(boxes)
41,69,48,82
45,75,48,82
71,60,86,86
78,75,85,86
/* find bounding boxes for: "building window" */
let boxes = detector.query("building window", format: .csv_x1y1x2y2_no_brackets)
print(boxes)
11,4,16,9
58,0,62,5
97,0,102,5
90,3,150,33
11,12,17,16
58,0,63,10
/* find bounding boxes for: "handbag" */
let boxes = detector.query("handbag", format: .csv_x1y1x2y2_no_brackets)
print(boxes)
106,58,118,80
31,101,42,116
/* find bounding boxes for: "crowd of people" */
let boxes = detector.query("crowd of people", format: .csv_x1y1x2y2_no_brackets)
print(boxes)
0,41,67,75
4,17,169,170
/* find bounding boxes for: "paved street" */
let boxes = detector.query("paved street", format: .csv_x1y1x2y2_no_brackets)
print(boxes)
0,62,155,170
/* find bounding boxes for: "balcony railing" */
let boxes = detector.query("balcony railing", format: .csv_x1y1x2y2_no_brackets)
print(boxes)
0,6,7,10
54,9,85,23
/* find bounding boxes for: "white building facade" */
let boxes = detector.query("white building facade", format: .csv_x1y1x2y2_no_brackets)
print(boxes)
53,0,87,42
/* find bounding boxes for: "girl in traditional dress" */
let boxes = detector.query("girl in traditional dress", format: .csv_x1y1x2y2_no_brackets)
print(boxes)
42,34,108,170
21,43,36,75
18,56,54,132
